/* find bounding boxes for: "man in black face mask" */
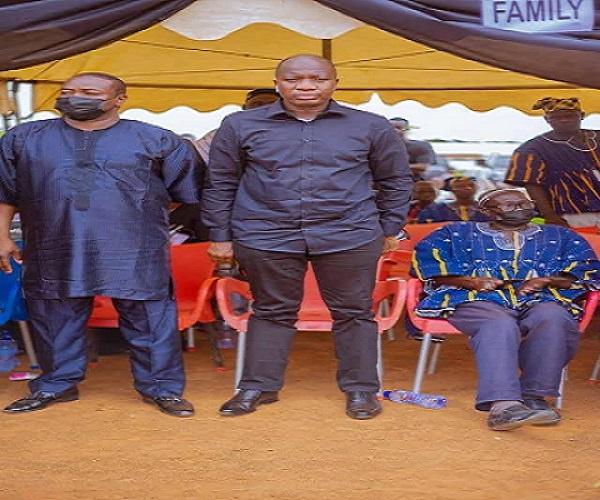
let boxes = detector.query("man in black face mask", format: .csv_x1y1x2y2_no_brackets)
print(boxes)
0,73,204,417
412,188,600,431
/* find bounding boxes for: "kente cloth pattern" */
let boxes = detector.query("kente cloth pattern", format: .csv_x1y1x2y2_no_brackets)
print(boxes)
0,118,203,299
416,201,490,223
504,131,600,215
533,97,582,113
412,221,600,319
202,100,413,254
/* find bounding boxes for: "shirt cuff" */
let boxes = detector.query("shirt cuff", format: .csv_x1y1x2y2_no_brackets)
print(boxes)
209,228,233,242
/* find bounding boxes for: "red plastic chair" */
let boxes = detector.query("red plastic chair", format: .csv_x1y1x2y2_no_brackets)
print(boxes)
375,223,448,340
88,242,222,367
376,223,450,282
216,262,407,390
406,278,600,408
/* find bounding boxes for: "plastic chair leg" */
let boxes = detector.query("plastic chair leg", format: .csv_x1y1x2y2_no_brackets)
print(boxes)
379,300,395,341
590,354,600,383
17,321,39,370
556,366,568,409
186,326,196,351
427,343,442,375
234,331,246,391
376,332,383,396
413,332,433,393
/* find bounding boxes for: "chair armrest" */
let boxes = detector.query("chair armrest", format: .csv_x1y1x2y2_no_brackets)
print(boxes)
376,250,413,280
373,278,407,332
215,277,253,332
193,276,220,324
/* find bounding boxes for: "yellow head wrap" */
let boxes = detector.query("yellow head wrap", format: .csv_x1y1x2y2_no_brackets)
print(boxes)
532,97,583,114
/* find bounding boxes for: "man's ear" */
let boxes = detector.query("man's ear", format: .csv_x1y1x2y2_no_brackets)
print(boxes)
115,93,127,109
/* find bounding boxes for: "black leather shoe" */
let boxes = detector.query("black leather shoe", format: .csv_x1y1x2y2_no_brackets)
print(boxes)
219,389,279,416
345,391,382,420
3,387,79,413
523,398,561,426
487,403,552,431
143,396,195,417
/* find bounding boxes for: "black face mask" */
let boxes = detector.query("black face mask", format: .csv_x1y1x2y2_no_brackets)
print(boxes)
54,96,107,121
495,209,537,226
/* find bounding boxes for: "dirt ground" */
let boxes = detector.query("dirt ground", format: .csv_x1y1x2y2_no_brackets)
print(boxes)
0,321,599,500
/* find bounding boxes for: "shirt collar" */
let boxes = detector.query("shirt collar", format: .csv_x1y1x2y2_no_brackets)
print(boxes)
264,99,347,119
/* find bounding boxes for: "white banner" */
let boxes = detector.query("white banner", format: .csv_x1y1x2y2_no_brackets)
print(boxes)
482,0,595,32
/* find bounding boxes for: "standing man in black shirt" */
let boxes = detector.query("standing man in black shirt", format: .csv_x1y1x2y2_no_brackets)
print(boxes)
202,54,412,420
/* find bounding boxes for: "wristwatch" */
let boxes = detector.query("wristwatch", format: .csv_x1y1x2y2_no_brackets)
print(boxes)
387,229,408,241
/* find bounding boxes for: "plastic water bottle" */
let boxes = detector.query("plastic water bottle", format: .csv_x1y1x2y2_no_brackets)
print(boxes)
383,389,447,409
0,331,19,372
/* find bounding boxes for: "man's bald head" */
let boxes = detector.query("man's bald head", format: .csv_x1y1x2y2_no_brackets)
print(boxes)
275,55,337,79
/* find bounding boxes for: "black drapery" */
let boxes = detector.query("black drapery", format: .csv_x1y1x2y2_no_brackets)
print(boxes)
0,0,196,70
1,0,600,89
314,0,600,89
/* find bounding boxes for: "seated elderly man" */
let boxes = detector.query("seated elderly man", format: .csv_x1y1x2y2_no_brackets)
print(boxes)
412,188,600,431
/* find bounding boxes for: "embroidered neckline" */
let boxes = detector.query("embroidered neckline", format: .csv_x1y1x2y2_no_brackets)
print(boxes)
542,130,597,152
475,222,541,251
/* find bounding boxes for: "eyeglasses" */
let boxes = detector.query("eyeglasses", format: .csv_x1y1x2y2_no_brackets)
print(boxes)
484,200,536,212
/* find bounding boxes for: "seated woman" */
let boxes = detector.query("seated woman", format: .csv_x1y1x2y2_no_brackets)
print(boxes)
412,188,600,431
417,177,490,223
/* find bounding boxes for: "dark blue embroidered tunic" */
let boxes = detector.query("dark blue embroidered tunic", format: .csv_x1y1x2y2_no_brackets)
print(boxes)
0,119,203,299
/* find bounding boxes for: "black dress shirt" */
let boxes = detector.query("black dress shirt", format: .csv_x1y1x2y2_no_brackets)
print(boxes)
202,100,412,254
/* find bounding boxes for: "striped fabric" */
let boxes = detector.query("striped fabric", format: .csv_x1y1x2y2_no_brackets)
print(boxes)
505,131,600,215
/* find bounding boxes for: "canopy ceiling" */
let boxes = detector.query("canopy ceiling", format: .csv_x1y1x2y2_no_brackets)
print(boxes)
1,0,599,114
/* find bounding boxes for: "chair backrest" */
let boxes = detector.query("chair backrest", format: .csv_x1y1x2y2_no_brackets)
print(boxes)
89,242,216,328
380,223,448,280
170,242,216,302
298,263,327,313
217,262,406,334
399,222,448,251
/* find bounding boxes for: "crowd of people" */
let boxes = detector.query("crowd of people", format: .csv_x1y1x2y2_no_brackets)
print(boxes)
0,57,598,432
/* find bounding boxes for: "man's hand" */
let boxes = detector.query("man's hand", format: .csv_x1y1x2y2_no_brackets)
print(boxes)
435,276,503,291
517,276,574,295
0,238,21,273
382,235,400,253
207,241,235,265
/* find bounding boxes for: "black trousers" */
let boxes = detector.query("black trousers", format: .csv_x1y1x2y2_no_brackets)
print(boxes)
233,237,383,392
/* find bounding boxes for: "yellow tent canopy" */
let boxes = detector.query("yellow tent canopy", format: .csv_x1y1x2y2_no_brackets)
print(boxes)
1,0,598,114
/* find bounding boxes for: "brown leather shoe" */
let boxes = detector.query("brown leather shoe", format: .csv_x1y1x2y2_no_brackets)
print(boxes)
143,396,195,418
4,387,79,413
345,391,382,420
219,389,279,416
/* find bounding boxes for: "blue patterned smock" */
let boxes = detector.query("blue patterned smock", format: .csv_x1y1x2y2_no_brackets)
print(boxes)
412,221,600,319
